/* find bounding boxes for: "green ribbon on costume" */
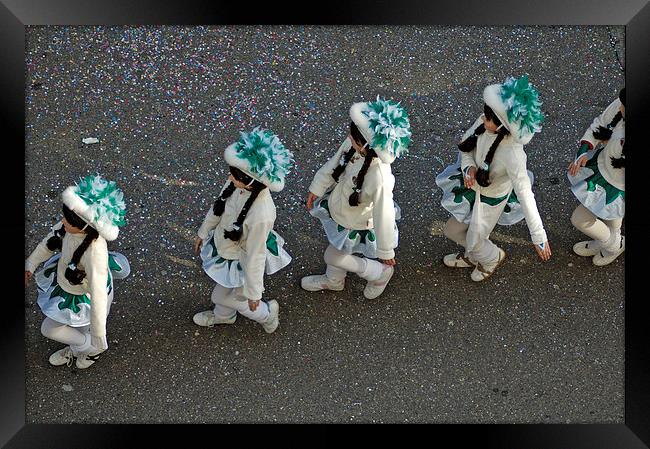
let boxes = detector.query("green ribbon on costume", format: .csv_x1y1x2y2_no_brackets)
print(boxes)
320,199,330,213
207,237,219,258
449,171,508,207
348,229,376,244
52,285,91,314
108,255,122,272
583,148,625,205
576,142,591,158
266,232,279,256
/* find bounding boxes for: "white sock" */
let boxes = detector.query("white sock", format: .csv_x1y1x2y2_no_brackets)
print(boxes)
325,265,347,283
359,259,384,281
70,332,92,356
601,229,622,254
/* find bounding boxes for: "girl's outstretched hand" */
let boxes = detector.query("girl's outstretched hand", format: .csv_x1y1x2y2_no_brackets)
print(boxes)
568,155,588,177
380,258,397,266
24,271,33,288
534,241,552,261
464,166,477,188
306,192,318,210
193,236,202,255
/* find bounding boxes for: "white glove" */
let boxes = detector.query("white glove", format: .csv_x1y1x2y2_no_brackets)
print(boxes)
91,334,109,351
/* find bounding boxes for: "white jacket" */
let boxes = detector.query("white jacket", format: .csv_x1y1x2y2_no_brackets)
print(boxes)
308,137,397,260
26,222,110,339
459,117,547,245
580,98,625,191
198,185,276,300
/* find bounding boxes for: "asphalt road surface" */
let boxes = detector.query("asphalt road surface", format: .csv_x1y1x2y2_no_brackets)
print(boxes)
24,25,625,423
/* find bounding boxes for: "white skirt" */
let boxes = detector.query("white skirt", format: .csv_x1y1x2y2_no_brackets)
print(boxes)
309,190,400,258
436,158,534,226
200,229,292,288
35,252,130,327
567,148,625,220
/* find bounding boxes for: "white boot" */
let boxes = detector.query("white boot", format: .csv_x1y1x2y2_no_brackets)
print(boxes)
75,351,103,369
443,252,474,268
471,248,506,282
363,263,394,300
193,310,237,327
262,300,280,334
573,240,601,257
592,236,625,266
300,274,345,292
49,346,74,367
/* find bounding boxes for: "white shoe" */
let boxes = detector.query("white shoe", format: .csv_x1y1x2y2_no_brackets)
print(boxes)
471,248,506,282
49,346,74,367
592,236,625,266
262,300,280,334
363,265,394,300
573,240,601,257
443,252,474,268
192,310,237,327
300,274,345,292
75,351,102,369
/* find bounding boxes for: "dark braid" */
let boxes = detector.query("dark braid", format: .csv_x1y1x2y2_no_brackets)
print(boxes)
213,182,236,216
475,126,510,187
223,182,266,241
61,204,99,284
593,111,623,141
64,226,99,285
458,123,486,153
349,148,377,206
46,223,67,251
611,140,625,169
332,121,364,182
609,88,626,168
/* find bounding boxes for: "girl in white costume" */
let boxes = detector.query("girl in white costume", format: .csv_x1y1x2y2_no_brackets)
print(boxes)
25,175,130,369
567,88,625,266
301,97,411,299
193,127,293,333
436,75,551,281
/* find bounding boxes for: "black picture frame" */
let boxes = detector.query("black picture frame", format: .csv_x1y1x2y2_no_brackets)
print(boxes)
4,0,649,447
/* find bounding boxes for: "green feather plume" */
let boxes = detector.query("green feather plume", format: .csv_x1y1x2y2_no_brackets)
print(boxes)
500,75,544,138
75,174,127,227
363,96,412,158
234,127,294,183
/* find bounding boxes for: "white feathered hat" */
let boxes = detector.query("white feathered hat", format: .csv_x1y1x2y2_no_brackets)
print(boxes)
224,127,294,192
349,96,412,164
61,174,126,241
483,75,544,145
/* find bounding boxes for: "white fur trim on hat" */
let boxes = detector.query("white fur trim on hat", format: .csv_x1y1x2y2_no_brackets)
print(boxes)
62,186,119,241
349,98,411,164
483,76,544,145
224,142,285,192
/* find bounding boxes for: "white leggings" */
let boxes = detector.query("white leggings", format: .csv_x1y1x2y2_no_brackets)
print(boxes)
570,204,623,251
40,317,94,355
211,284,271,323
323,244,384,282
443,217,500,265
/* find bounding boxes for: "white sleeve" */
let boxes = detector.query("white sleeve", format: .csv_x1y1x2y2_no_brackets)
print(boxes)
580,99,622,149
25,221,62,273
197,205,221,240
308,138,353,198
506,150,547,245
240,220,274,301
84,241,110,339
371,169,397,260
459,117,483,172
